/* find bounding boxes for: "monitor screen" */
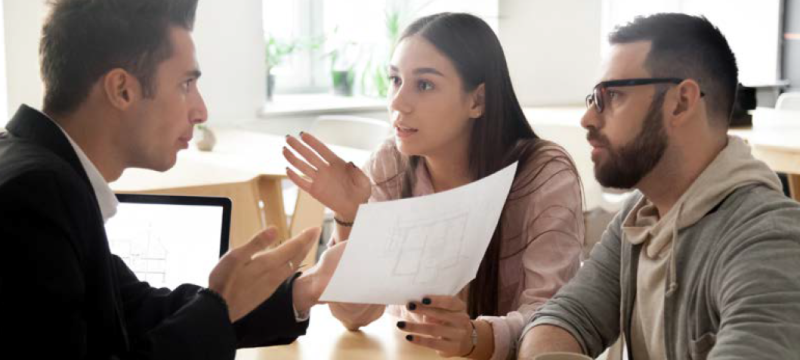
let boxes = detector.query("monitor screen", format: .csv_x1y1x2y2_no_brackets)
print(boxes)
105,194,231,290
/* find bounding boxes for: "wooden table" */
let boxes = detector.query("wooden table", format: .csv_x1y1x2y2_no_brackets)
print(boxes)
237,305,456,360
729,127,800,200
112,128,370,262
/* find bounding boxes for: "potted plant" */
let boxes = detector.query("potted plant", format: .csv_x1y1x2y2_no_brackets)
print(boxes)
265,35,301,102
360,6,402,98
328,44,358,96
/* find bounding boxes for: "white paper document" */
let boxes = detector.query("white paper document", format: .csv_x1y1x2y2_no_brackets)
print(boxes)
320,162,518,305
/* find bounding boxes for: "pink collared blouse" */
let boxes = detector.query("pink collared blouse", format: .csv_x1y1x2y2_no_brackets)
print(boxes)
329,139,584,360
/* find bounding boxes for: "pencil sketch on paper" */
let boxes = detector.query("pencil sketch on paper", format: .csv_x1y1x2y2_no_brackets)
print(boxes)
386,212,469,285
319,161,518,305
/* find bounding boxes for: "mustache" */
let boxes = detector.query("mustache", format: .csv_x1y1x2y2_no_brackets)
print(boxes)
586,128,610,146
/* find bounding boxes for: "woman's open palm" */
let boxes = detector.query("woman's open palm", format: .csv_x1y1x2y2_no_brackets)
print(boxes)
283,132,371,220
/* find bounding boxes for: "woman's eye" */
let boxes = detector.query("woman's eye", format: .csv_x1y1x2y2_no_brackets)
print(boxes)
389,75,401,87
418,80,433,91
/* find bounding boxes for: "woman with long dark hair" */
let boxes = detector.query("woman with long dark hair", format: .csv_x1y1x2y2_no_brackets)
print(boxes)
284,13,584,359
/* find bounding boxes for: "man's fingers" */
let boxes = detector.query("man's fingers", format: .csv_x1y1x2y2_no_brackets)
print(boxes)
252,226,320,274
236,226,280,259
288,227,320,271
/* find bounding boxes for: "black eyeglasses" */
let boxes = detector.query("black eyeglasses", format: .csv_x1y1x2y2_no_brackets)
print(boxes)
585,77,704,114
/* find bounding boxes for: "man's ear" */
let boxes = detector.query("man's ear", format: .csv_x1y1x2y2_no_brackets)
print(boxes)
102,68,140,110
469,83,486,119
668,79,703,127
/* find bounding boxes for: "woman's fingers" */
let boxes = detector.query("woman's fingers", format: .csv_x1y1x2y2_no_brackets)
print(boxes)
398,320,463,341
283,146,318,178
407,303,460,326
420,295,467,312
299,132,344,166
402,296,473,357
404,333,462,356
286,135,327,169
286,167,312,192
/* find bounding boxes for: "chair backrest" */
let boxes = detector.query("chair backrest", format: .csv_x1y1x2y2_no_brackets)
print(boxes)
775,92,800,111
310,115,390,152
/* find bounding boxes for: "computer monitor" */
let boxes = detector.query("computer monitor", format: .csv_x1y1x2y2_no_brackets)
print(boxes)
105,194,231,290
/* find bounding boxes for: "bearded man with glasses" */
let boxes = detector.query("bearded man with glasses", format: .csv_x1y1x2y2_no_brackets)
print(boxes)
517,13,800,360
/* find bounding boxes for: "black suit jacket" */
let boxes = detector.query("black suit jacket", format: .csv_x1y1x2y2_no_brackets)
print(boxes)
0,105,308,359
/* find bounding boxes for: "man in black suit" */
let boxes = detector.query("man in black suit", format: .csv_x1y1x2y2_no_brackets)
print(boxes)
0,0,344,358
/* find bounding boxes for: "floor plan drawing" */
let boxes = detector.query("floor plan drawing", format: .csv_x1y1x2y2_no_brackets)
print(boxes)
109,225,169,287
386,212,469,285
319,161,518,305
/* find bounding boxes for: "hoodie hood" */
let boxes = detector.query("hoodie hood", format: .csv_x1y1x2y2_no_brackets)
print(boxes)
624,135,782,256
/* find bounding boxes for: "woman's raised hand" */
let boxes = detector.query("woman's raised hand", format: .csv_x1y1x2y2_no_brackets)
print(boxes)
283,132,371,222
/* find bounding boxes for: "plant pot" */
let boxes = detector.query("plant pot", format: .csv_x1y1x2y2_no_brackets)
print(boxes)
266,73,276,102
331,70,354,96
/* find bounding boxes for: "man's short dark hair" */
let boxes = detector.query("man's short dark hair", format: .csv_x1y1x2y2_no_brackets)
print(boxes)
40,0,199,115
609,13,739,125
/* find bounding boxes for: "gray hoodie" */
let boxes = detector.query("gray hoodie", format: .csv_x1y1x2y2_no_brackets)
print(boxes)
522,137,800,359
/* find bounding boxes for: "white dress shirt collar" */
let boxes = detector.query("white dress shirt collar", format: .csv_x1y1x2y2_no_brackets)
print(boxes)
42,111,119,223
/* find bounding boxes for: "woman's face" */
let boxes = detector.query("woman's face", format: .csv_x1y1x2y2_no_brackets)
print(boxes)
388,35,484,158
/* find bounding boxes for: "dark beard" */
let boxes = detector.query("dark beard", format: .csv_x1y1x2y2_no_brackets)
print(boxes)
591,91,669,189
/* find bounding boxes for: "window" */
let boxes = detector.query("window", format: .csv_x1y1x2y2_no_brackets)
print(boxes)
263,0,326,93
262,0,400,97
262,0,499,98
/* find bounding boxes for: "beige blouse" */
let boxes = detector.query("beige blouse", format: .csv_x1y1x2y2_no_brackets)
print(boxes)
329,139,585,360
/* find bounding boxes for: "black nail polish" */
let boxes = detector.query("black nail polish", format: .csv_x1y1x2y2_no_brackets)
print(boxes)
407,302,416,311
396,321,406,329
422,297,431,305
299,131,305,136
406,335,413,341
285,134,290,139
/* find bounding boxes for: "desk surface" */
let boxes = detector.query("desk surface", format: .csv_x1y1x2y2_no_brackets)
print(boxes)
729,127,800,175
112,128,371,191
237,305,455,360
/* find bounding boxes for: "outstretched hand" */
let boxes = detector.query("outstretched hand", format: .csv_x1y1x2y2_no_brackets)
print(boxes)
283,132,371,222
208,226,320,322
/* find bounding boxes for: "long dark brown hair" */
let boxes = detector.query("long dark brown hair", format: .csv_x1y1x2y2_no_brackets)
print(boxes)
381,13,575,318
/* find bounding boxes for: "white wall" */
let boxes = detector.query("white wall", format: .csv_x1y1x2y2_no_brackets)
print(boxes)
411,0,500,30
1,1,266,125
0,2,7,125
193,1,266,124
601,0,783,87
499,0,602,107
2,0,47,119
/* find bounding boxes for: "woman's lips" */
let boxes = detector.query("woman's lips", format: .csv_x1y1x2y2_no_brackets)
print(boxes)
395,124,418,139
